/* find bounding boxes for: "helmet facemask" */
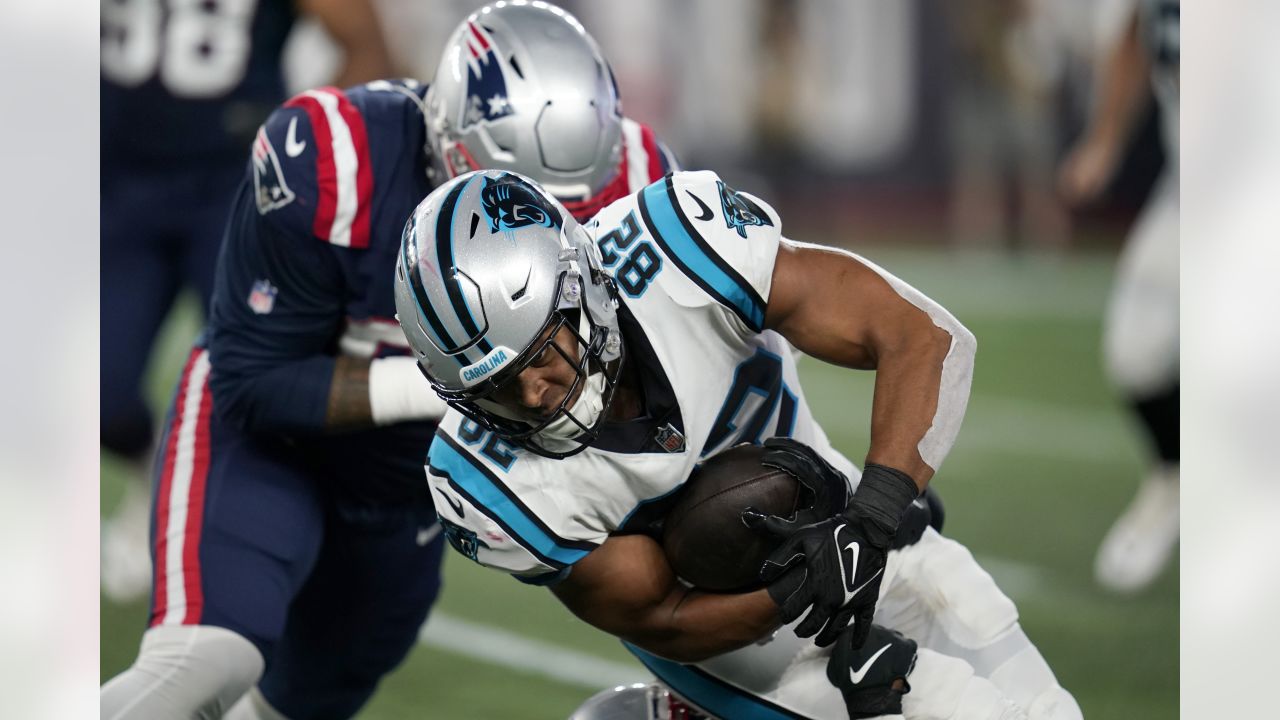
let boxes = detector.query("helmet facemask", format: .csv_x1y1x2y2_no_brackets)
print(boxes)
433,269,625,459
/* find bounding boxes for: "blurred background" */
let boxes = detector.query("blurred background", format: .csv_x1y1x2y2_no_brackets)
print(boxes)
96,0,1178,718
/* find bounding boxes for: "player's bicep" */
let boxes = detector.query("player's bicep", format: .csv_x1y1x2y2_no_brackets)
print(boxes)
551,534,685,643
766,241,938,370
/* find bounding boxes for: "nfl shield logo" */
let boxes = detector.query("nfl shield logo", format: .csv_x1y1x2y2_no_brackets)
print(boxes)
248,279,278,315
654,423,686,453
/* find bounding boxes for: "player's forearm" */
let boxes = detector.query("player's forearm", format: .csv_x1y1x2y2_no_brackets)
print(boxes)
1085,13,1151,151
325,355,374,428
301,0,396,87
864,328,960,489
327,355,450,429
552,535,781,664
626,586,782,664
209,355,337,434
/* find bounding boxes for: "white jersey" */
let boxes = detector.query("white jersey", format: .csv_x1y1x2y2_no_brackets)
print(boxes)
423,171,1080,720
426,170,857,584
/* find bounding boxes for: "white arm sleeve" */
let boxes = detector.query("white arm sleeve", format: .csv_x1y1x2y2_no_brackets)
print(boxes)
850,251,977,472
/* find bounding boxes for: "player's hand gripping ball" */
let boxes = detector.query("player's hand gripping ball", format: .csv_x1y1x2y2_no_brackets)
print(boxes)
661,441,851,592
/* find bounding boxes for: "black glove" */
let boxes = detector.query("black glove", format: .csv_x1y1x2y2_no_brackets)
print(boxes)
827,624,917,719
745,509,888,648
743,442,919,649
758,437,850,529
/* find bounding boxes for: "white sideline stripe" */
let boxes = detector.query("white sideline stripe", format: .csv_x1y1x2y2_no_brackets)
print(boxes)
161,350,210,625
418,613,648,689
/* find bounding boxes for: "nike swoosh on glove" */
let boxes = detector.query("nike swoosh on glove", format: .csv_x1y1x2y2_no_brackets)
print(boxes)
743,510,888,648
828,623,917,720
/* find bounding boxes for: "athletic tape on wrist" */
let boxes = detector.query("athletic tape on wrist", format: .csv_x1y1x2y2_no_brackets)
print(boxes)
850,463,919,542
368,356,448,425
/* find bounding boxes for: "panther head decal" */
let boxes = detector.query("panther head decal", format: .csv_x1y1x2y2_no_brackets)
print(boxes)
480,174,563,234
717,180,774,239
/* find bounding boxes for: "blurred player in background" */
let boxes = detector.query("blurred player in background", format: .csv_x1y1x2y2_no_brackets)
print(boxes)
1058,0,1179,593
100,3,679,718
100,0,395,602
399,169,1080,719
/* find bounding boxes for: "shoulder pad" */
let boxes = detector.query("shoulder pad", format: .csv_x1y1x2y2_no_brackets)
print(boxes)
635,171,782,332
252,86,376,248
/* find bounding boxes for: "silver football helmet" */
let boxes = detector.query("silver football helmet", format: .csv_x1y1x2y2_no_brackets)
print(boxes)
394,169,624,458
568,683,710,720
425,1,627,220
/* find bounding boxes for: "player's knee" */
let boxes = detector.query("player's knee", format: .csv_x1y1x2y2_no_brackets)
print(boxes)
102,625,265,720
916,534,1019,648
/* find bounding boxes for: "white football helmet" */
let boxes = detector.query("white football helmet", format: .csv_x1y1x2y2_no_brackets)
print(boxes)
425,1,627,220
394,169,624,458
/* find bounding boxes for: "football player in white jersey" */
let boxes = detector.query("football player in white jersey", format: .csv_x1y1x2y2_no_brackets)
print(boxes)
396,169,1082,719
1059,0,1179,593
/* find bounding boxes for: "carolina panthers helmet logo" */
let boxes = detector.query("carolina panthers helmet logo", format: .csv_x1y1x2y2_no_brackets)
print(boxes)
441,517,490,562
717,181,773,238
481,175,563,233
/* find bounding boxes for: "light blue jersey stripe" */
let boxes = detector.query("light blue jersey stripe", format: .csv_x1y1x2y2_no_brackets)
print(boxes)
641,181,765,331
429,437,592,567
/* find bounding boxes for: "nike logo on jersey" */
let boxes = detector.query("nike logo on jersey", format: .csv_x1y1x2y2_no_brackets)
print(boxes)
686,190,714,221
848,643,893,684
435,487,465,518
285,117,307,157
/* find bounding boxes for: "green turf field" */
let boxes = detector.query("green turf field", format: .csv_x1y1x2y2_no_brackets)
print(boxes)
100,247,1178,719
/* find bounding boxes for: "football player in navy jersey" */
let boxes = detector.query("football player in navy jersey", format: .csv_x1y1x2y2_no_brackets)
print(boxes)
100,3,680,719
100,0,395,601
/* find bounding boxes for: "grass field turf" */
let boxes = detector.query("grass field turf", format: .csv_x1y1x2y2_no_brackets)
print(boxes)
100,247,1177,719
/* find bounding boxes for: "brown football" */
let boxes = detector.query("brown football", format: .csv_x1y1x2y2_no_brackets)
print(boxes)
661,444,800,592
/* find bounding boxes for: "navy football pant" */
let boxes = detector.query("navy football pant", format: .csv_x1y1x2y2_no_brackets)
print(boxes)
101,159,244,458
148,349,445,719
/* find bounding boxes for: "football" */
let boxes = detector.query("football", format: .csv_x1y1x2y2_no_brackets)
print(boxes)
661,444,800,592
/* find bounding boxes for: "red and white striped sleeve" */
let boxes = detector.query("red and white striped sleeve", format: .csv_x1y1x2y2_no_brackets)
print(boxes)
252,86,375,249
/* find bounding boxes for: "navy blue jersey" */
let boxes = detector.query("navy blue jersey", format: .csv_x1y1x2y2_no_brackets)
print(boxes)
206,79,435,507
206,79,677,506
101,0,296,166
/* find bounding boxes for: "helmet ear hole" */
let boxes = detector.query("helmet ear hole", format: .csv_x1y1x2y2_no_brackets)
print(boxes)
469,212,481,239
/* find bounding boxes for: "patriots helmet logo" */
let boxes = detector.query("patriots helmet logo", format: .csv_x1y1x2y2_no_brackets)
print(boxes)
460,21,515,130
441,517,490,562
717,181,774,239
481,174,563,233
